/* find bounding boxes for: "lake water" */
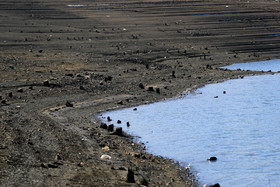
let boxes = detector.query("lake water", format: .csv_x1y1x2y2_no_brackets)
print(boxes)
222,59,280,72
99,60,280,186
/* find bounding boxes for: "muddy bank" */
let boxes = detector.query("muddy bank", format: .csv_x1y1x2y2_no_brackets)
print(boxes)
1,0,280,186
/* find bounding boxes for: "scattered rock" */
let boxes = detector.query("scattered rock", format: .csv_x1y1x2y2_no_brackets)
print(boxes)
223,91,226,94
208,157,217,161
117,100,123,105
47,163,58,168
100,123,108,129
107,116,112,121
108,124,114,131
126,169,135,183
113,127,123,136
102,146,110,151
77,162,84,167
105,76,112,82
139,83,145,89
214,96,218,98
8,92,13,98
100,154,111,160
156,88,160,94
80,85,86,90
43,80,50,87
172,71,176,78
65,73,74,77
38,50,43,53
206,64,212,69
1,100,6,104
118,166,127,170
66,101,73,107
40,163,48,169
55,154,62,161
17,88,23,93
130,152,141,158
147,87,154,91
117,120,121,124
133,108,137,111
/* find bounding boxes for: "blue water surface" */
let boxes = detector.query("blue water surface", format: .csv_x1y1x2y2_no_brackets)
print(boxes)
99,60,280,186
222,59,280,72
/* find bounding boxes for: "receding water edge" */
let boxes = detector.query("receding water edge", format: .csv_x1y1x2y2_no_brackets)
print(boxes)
98,60,280,186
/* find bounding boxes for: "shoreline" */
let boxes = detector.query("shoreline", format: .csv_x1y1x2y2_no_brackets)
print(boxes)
1,0,280,186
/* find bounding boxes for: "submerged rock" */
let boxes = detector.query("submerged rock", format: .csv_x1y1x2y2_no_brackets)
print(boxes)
107,116,112,121
208,157,217,161
209,183,220,187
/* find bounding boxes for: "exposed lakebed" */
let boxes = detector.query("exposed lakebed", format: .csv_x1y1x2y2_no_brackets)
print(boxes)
99,60,280,186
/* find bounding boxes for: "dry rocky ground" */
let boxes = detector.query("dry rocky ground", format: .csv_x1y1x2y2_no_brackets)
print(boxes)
1,0,280,186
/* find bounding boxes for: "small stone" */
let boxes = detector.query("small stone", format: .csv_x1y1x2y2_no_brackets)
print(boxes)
77,162,84,167
40,163,48,168
209,183,220,187
208,157,217,161
47,163,58,168
117,100,123,105
66,101,73,107
172,71,176,78
8,92,13,98
65,73,74,77
17,88,23,93
108,124,114,131
113,127,123,136
80,85,85,90
214,96,218,98
38,50,43,53
43,80,50,87
55,154,62,161
147,87,154,91
127,169,135,183
139,83,144,89
156,88,160,94
102,146,110,151
100,154,111,160
131,152,141,158
100,123,108,129
104,76,112,82
107,116,112,121
1,100,6,104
